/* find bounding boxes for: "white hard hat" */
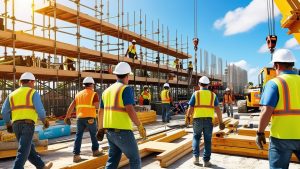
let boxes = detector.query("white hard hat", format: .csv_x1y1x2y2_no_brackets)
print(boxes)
270,49,296,64
143,85,148,88
163,83,170,88
113,62,133,75
199,76,210,84
83,77,95,84
225,88,230,91
132,40,136,43
20,72,35,81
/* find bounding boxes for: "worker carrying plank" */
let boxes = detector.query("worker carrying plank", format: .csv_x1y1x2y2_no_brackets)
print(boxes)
161,83,173,123
97,62,146,169
256,49,300,169
185,76,225,167
125,40,138,59
223,88,235,118
64,77,103,163
1,72,52,169
139,85,151,105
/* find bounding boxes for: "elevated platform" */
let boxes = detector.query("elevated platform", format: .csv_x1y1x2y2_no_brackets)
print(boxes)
35,2,191,59
0,65,188,86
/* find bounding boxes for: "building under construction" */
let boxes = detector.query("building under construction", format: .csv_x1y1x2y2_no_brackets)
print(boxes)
0,0,224,117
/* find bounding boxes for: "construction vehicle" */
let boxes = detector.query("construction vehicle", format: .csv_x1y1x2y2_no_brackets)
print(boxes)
237,67,276,113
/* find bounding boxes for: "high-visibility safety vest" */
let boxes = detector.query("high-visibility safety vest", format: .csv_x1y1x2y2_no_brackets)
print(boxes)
188,63,193,69
161,89,171,103
270,74,300,139
9,87,38,123
128,45,136,54
223,94,233,104
102,82,133,130
141,91,151,100
75,89,97,118
193,90,216,119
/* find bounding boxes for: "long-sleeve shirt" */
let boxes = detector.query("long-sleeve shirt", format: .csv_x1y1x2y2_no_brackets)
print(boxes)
1,89,46,123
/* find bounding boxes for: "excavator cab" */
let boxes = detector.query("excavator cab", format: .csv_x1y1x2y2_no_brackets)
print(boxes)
237,67,276,113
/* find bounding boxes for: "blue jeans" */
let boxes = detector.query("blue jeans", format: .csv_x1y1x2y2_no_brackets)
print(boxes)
73,118,99,155
225,103,233,117
192,118,213,162
161,103,170,122
269,137,300,169
105,130,141,169
13,121,45,169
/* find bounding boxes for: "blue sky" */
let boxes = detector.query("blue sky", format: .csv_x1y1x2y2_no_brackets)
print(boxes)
1,0,299,84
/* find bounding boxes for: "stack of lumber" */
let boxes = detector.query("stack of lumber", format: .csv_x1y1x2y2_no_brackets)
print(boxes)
226,119,239,129
212,133,298,162
238,127,270,137
60,129,197,169
0,131,16,142
137,110,157,124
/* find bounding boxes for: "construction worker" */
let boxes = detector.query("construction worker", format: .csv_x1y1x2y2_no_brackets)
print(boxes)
125,40,138,59
140,85,151,105
96,62,146,169
0,72,52,169
188,61,193,74
256,49,300,169
64,77,102,163
223,88,235,118
185,76,225,167
161,83,172,123
173,58,179,69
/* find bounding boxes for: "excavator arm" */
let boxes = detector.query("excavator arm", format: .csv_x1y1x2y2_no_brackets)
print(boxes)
274,0,300,43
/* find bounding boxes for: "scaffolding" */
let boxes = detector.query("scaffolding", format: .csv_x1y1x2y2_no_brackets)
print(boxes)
0,0,222,116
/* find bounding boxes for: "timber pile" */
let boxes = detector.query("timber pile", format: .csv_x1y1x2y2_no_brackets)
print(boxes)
0,131,16,142
212,134,298,162
60,129,197,169
227,119,239,129
137,110,157,124
238,127,270,137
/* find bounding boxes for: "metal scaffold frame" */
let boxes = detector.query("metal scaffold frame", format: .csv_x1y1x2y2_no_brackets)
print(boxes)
0,0,222,116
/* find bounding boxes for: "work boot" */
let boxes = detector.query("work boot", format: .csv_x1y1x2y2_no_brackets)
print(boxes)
43,162,53,169
203,161,212,167
73,155,82,163
92,149,103,157
193,156,199,165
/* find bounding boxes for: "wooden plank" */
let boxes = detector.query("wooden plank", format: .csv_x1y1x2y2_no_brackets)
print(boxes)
0,146,47,159
155,130,187,142
238,128,270,137
213,128,233,138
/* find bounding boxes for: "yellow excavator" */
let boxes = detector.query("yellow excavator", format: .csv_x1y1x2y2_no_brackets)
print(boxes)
237,67,276,113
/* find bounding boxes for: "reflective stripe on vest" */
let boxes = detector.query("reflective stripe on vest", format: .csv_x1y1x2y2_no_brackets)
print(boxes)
271,74,300,139
128,45,136,54
193,90,215,119
9,87,38,123
75,89,97,118
102,82,133,130
161,89,170,103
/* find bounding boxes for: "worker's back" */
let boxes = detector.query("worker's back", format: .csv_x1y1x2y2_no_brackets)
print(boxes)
193,90,215,119
102,82,132,130
270,73,300,139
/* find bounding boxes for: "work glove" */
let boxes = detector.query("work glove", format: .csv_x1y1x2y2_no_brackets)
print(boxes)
219,122,225,130
43,119,50,129
6,123,13,133
138,124,147,140
64,117,71,125
96,128,105,141
185,114,191,126
256,132,266,150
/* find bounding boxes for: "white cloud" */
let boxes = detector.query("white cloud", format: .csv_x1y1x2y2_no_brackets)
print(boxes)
284,38,299,49
230,60,259,84
214,0,280,36
258,43,269,53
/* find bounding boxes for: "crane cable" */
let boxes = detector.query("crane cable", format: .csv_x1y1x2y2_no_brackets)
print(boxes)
266,0,277,54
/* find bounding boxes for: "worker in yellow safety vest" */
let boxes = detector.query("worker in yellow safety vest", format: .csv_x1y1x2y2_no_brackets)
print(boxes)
96,62,146,169
256,49,300,169
65,77,102,163
125,40,138,59
140,85,151,105
160,83,173,123
1,72,52,169
185,76,225,167
173,58,179,69
188,61,193,75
